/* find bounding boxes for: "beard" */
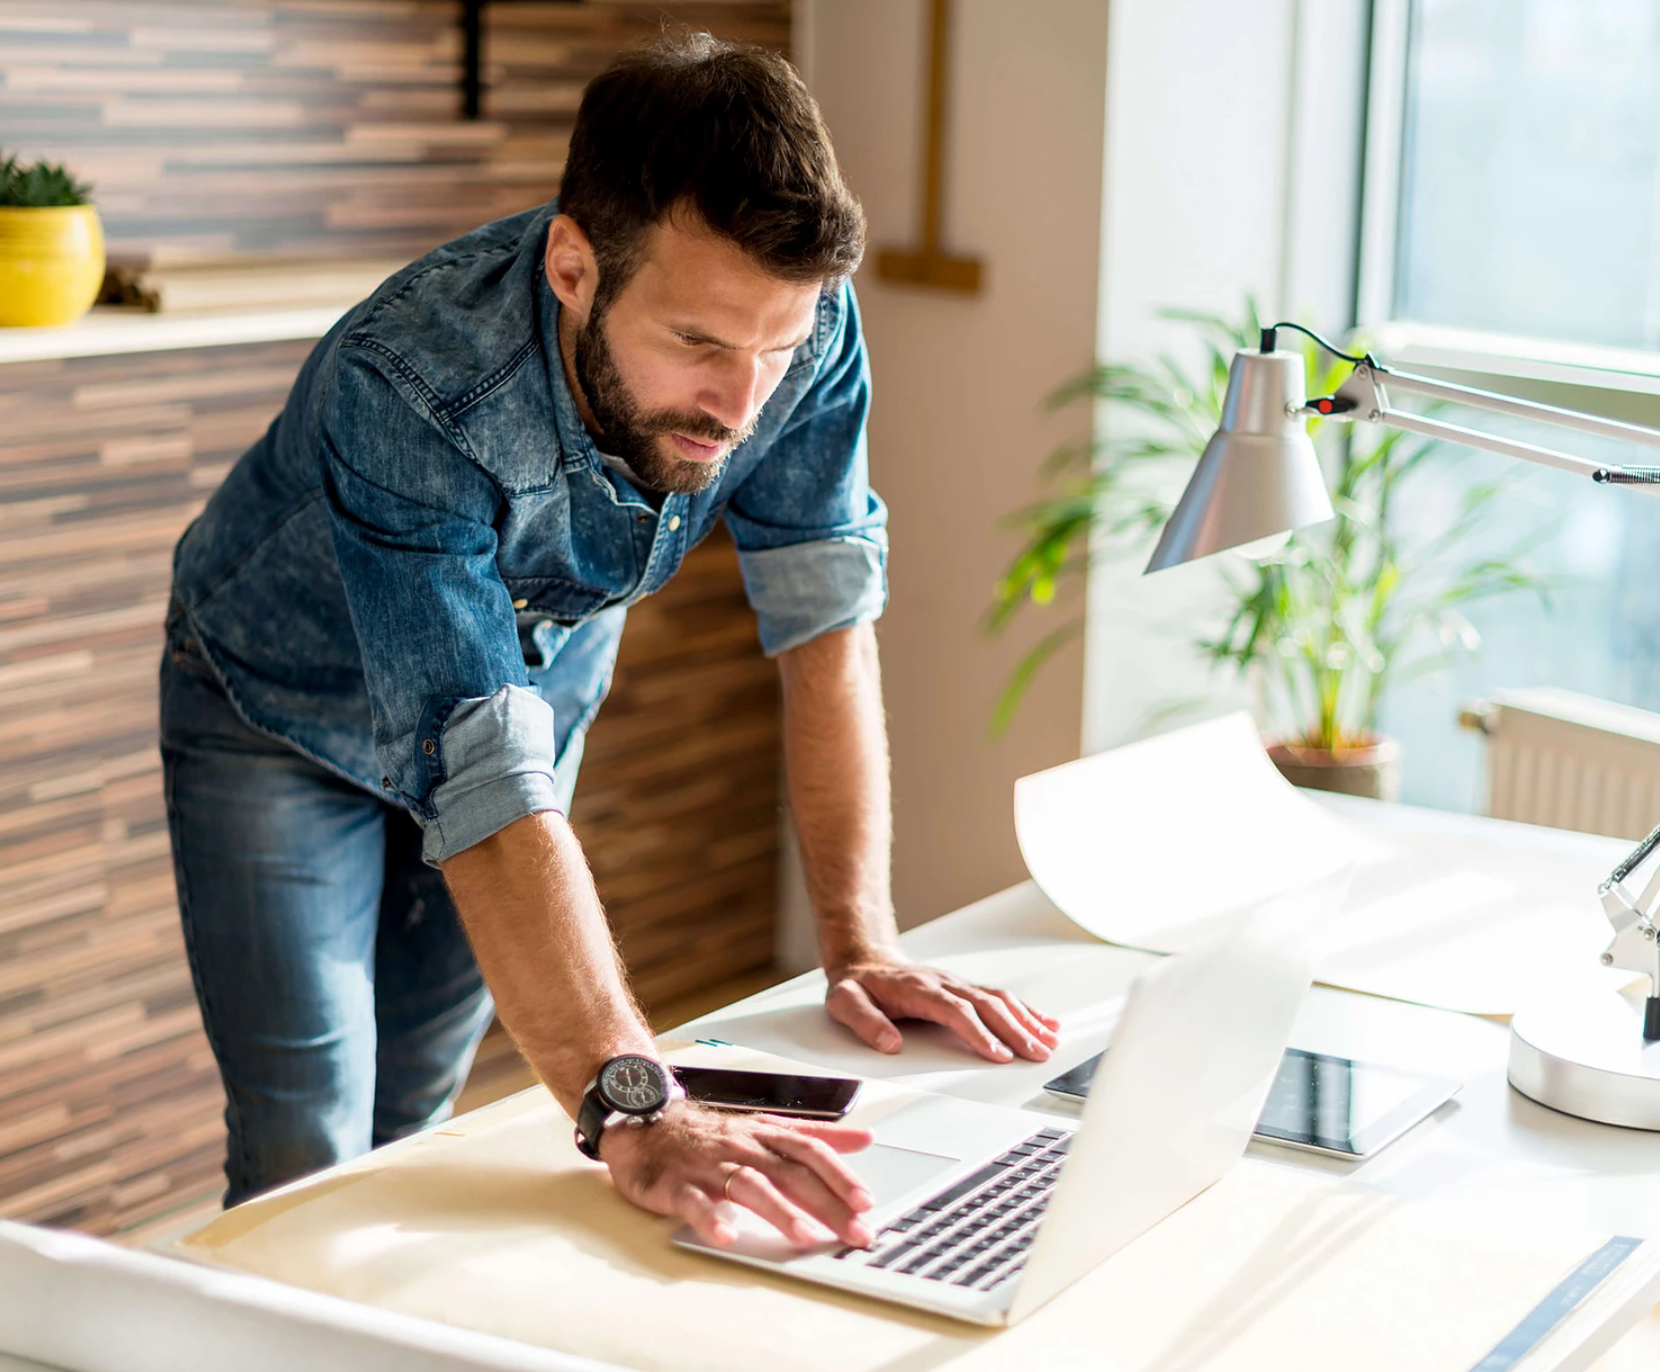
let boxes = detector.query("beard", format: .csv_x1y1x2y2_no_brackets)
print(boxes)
573,308,756,495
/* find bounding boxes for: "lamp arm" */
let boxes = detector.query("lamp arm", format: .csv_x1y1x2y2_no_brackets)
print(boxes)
1373,407,1617,482
1597,875,1660,1037
1605,821,1660,893
1307,361,1660,486
1593,820,1660,1034
1373,363,1660,453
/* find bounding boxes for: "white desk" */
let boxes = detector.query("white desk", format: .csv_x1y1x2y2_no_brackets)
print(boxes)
134,795,1660,1372
685,878,1660,1246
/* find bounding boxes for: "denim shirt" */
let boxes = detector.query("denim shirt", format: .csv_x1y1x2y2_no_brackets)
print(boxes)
171,203,887,865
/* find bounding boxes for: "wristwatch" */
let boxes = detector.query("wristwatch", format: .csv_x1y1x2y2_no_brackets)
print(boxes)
574,1054,678,1160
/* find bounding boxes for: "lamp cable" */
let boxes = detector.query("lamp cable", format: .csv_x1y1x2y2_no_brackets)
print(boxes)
1258,321,1369,364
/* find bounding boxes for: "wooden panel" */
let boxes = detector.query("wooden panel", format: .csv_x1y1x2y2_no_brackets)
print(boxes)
0,1,791,268
0,341,779,1236
0,343,308,1236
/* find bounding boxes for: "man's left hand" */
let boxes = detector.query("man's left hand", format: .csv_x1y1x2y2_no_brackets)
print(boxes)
824,958,1061,1063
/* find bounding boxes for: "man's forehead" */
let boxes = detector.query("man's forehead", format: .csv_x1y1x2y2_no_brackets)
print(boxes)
626,215,822,346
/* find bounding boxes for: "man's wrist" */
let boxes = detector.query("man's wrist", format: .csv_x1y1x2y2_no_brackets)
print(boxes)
533,1032,660,1117
818,926,906,977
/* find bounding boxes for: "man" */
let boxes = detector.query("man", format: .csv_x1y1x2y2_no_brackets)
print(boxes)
161,32,1058,1251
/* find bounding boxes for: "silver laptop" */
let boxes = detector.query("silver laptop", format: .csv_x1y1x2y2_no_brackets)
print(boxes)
674,872,1345,1326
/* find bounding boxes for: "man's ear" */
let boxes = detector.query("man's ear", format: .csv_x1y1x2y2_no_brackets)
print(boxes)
544,214,598,323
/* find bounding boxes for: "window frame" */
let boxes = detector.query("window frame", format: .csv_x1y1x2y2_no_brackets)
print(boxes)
1354,0,1660,400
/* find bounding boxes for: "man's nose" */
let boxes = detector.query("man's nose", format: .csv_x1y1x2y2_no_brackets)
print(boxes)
699,354,765,433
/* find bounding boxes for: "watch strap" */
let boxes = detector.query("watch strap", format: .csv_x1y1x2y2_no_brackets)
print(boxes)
575,1088,611,1161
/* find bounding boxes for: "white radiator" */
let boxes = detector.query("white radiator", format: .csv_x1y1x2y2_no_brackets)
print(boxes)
1461,687,1660,841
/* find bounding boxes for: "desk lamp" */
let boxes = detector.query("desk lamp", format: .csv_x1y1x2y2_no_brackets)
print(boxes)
1146,321,1660,1130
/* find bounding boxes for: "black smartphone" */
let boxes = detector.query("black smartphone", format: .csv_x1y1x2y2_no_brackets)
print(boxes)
672,1065,862,1119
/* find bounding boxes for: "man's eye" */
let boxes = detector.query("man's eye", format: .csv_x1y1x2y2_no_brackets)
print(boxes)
675,333,704,347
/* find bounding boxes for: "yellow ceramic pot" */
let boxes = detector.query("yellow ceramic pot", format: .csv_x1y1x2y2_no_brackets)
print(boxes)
0,204,105,327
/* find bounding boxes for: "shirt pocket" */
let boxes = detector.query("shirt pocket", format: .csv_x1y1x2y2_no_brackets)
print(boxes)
505,575,612,669
502,574,611,625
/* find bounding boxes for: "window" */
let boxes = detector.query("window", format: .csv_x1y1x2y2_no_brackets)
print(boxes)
1362,0,1660,814
1394,0,1660,352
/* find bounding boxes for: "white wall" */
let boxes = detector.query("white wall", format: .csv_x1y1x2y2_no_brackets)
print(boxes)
1083,0,1370,754
779,0,1369,963
791,0,1108,944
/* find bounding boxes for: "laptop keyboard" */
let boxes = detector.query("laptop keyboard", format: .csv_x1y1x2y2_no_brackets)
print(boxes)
831,1126,1071,1291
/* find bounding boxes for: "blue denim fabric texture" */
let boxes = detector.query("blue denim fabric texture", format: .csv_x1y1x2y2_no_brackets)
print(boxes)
160,628,502,1205
170,201,888,865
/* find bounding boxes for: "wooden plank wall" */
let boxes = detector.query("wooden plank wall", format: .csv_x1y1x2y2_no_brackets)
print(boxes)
0,1,789,267
0,347,301,1237
0,0,793,1237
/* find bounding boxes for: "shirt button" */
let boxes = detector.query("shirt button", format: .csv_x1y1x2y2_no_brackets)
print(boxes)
512,598,528,610
667,514,681,532
422,738,436,755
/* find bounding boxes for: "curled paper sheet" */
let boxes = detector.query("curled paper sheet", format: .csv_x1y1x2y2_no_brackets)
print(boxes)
1015,713,1639,1014
1014,713,1362,954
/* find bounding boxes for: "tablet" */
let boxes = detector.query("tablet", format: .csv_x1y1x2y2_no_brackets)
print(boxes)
1043,1045,1461,1158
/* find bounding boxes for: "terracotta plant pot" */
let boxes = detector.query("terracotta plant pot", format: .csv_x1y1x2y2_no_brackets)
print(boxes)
1266,734,1401,802
0,204,105,327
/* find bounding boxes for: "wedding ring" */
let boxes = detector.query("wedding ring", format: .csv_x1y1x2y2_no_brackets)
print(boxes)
722,1166,741,1202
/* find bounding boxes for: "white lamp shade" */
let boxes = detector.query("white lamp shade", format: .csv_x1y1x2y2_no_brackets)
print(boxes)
1145,350,1334,573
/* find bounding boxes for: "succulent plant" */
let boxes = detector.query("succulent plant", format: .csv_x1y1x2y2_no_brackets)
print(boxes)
0,151,93,208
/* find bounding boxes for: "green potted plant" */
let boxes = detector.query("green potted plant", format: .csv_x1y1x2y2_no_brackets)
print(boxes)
988,303,1553,799
0,151,103,328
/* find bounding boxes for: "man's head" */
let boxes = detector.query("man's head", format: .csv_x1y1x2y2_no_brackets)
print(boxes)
545,32,865,494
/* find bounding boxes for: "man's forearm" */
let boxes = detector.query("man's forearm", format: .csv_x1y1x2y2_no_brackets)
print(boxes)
441,811,655,1116
777,623,901,970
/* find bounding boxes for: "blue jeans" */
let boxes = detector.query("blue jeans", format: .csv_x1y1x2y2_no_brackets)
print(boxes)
159,614,497,1207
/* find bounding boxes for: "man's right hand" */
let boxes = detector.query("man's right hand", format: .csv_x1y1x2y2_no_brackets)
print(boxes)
444,817,876,1247
598,1100,876,1249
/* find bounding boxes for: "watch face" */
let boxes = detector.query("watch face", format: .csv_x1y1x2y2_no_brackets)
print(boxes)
599,1056,669,1114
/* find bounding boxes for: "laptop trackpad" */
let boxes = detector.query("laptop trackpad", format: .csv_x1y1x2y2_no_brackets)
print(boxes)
851,1143,961,1210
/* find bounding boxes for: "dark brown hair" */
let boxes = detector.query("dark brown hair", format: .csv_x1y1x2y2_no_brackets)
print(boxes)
558,30,865,310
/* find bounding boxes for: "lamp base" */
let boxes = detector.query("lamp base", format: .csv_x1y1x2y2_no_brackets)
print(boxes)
1509,985,1660,1130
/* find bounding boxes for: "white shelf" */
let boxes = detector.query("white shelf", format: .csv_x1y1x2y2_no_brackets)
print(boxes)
0,302,354,366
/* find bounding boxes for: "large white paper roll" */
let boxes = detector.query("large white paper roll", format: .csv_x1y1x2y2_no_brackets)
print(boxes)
1013,713,1359,952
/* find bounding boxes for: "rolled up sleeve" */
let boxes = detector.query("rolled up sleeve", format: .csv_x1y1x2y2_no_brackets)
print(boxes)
736,535,887,657
418,685,567,863
323,348,564,864
724,280,889,657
